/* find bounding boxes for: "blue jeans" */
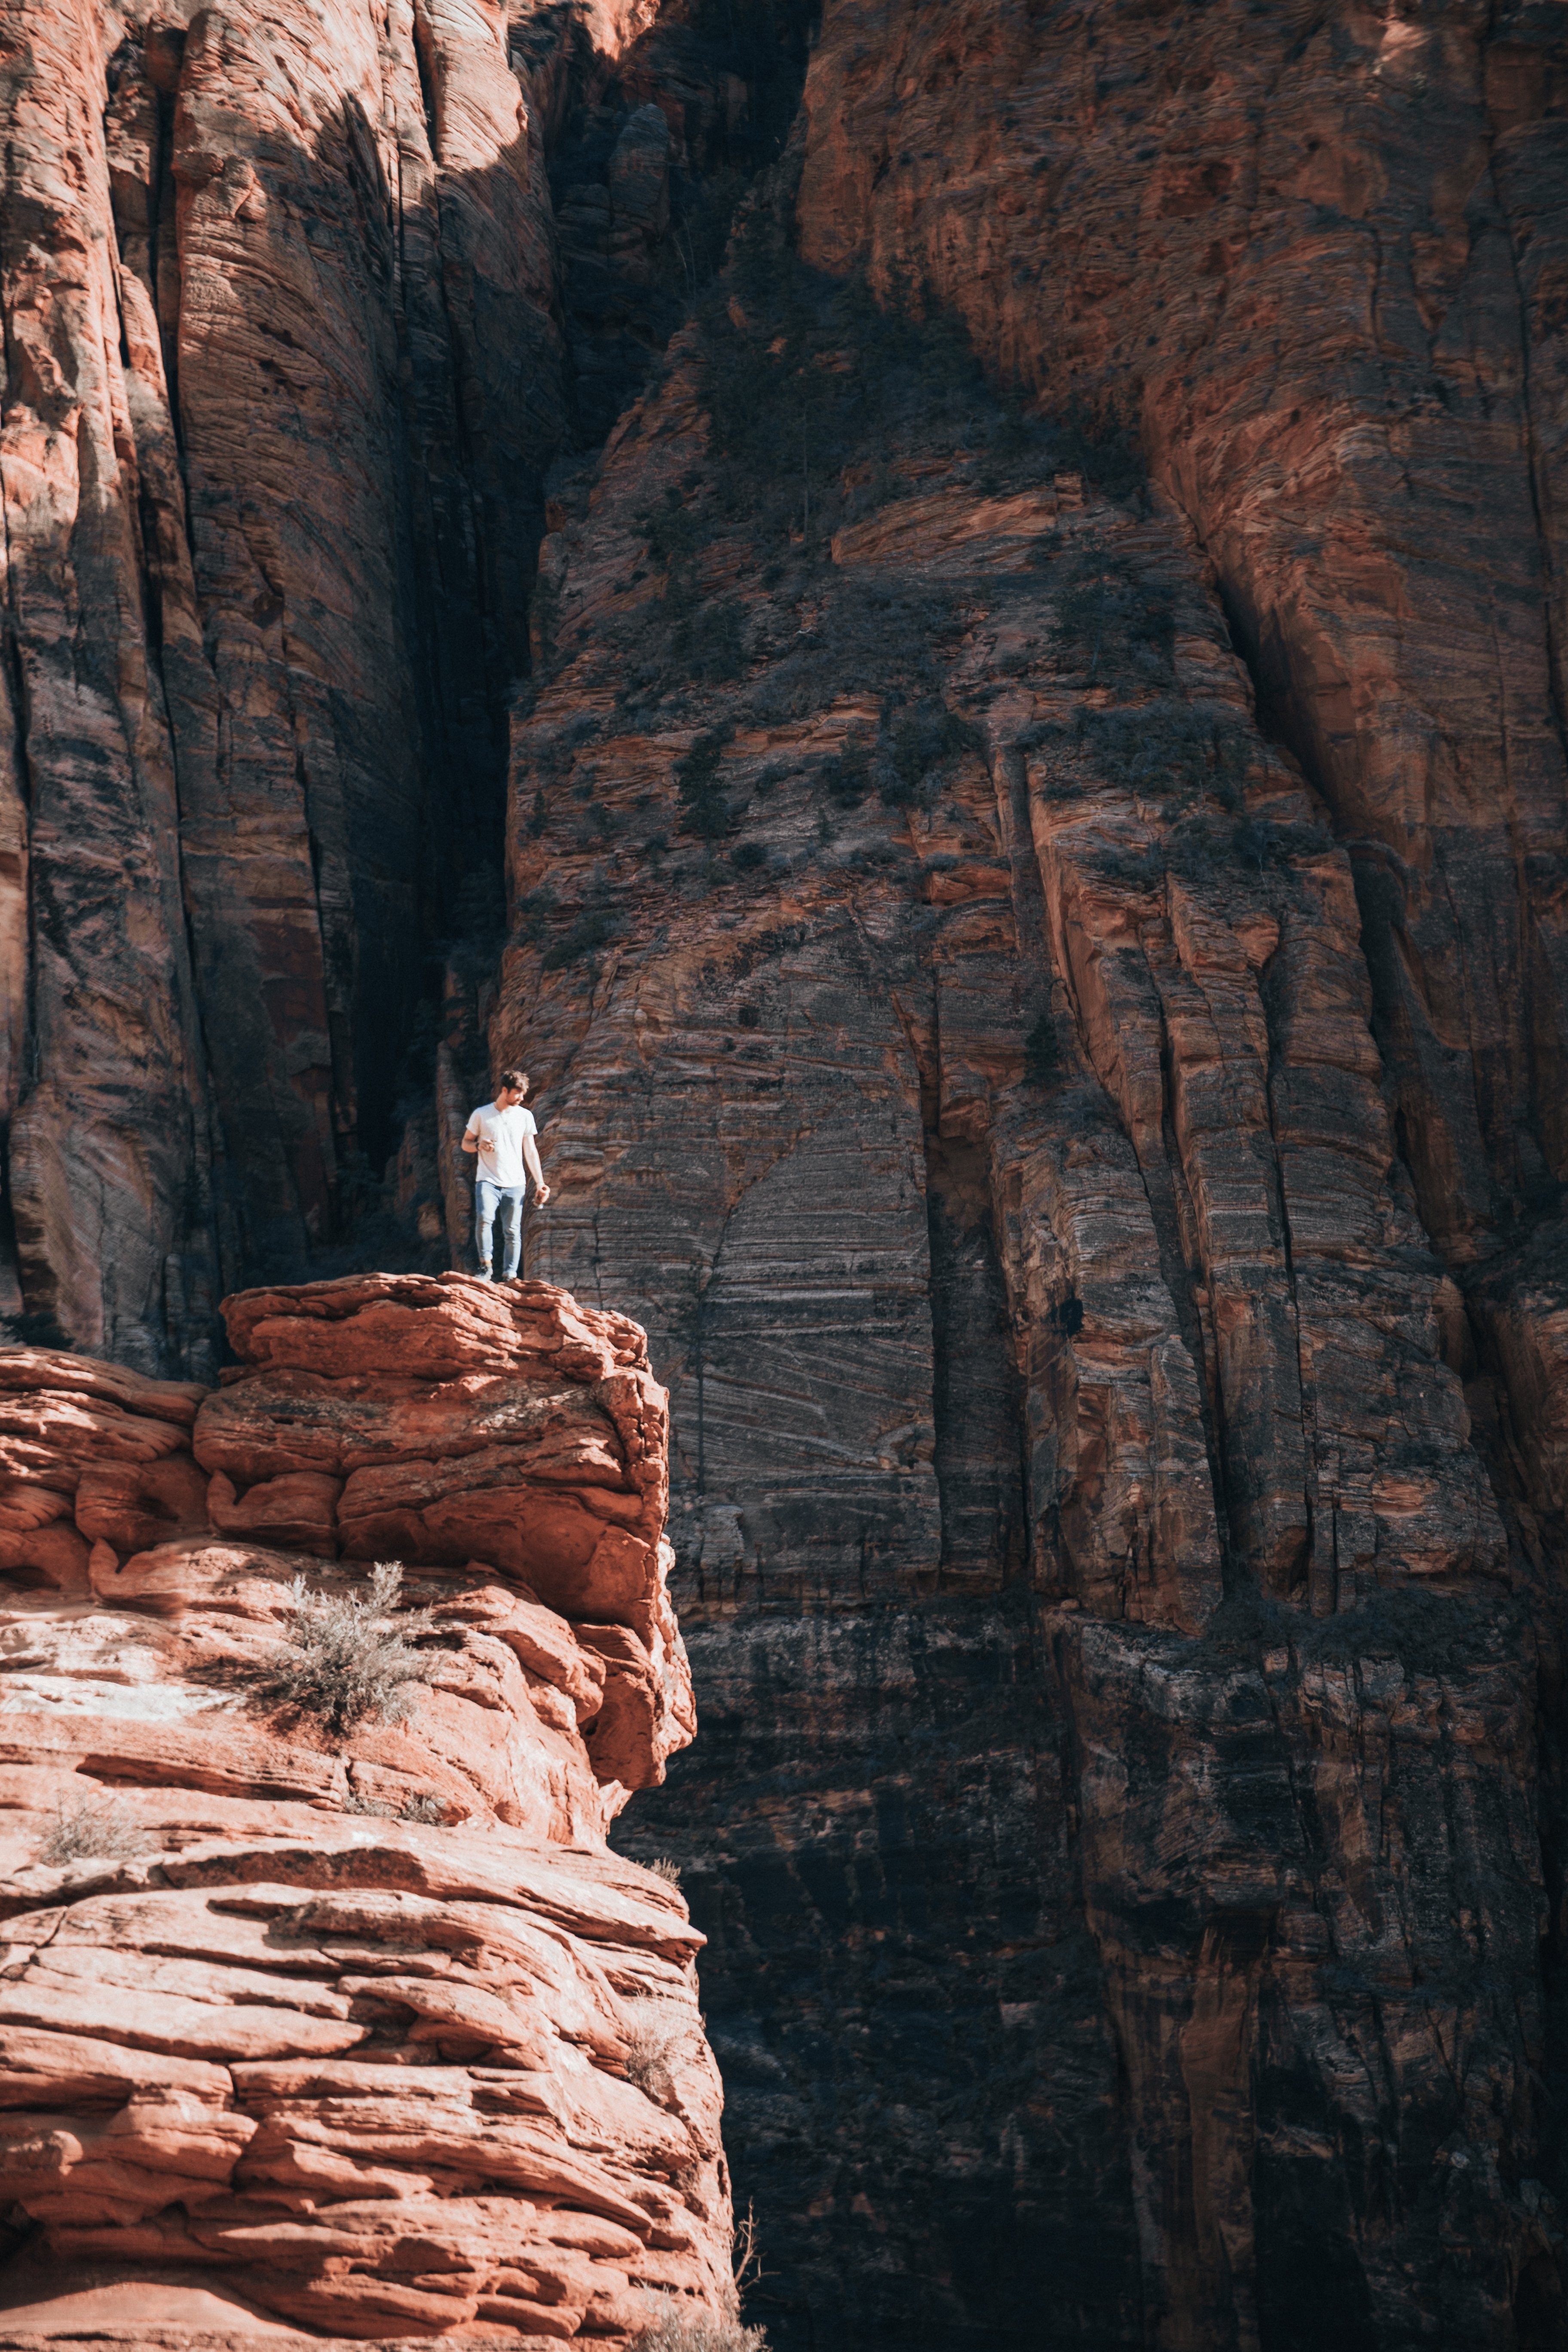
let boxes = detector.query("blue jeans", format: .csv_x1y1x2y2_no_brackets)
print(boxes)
475,1181,526,1280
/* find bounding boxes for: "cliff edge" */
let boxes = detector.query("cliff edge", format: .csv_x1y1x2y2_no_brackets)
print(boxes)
0,1274,732,2346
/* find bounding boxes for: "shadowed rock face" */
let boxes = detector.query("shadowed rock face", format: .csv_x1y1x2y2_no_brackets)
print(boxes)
490,212,1563,2336
0,0,811,1374
0,1274,738,2347
478,9,1566,2340
0,0,565,1365
796,0,1568,1268
6,1,1568,2348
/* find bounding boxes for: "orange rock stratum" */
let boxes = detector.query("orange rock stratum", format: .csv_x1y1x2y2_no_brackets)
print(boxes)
0,1274,729,2346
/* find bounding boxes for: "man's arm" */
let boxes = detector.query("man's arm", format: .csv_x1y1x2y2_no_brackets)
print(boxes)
460,1116,479,1157
523,1132,551,1203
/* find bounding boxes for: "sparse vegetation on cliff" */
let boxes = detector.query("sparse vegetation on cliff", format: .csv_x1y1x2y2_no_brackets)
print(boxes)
633,2300,768,2352
677,726,738,839
251,1562,436,1737
1051,548,1176,683
542,908,617,969
39,1791,140,1865
621,1999,687,2104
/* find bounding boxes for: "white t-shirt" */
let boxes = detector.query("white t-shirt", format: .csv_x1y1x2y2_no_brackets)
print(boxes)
465,1101,537,1189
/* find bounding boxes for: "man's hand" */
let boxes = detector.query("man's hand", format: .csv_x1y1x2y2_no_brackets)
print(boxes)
536,1182,552,1205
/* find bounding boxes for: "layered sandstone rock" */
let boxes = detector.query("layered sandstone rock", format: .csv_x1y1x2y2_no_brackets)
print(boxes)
0,0,812,1372
4,1,1568,2347
0,1275,733,2346
474,114,1565,2347
797,0,1568,1271
502,239,1502,1635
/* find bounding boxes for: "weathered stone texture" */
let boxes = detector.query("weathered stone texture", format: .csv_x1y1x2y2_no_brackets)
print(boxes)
0,1274,739,2346
503,321,1499,1635
5,1,1568,2346
474,36,1567,2337
796,0,1568,1266
0,0,575,1365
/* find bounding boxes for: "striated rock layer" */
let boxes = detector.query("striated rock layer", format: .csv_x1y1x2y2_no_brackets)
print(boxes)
799,0,1568,1270
0,1275,738,2347
470,38,1568,2341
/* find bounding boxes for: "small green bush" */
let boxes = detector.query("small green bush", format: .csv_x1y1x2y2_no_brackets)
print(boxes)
1232,815,1334,872
1053,557,1176,683
1024,1015,1059,1084
1075,699,1250,803
672,595,746,682
821,738,871,808
676,726,736,839
529,575,560,670
639,487,701,571
542,910,615,970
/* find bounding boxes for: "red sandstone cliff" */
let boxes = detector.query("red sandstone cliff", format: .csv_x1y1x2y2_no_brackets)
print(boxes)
0,1275,733,2346
797,0,1568,1272
4,3,1568,2349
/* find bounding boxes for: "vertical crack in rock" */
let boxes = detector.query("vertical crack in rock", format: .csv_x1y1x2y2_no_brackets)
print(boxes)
922,1129,1026,1589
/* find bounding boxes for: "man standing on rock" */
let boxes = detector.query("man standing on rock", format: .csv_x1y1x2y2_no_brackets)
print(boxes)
462,1069,551,1282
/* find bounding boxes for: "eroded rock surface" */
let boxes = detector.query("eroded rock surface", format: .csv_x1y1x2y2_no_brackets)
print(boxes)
0,1275,732,2346
5,2,1568,2348
471,64,1568,2350
0,0,805,1370
798,0,1568,1268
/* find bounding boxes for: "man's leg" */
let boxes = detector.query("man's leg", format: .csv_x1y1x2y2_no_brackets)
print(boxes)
474,1180,499,1278
497,1187,524,1281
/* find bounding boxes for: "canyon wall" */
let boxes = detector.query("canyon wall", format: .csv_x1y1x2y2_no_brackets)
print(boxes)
484,6,1568,2346
4,1,1568,2348
798,0,1568,1274
0,1272,732,2346
0,0,797,1370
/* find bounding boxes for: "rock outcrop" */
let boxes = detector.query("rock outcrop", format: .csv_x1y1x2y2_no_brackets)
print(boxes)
0,1274,733,2347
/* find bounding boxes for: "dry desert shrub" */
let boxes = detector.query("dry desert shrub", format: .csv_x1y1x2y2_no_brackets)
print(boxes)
621,2000,688,2102
647,1855,683,1885
252,1561,435,1737
633,2298,768,2352
341,1785,449,1823
39,1790,140,1865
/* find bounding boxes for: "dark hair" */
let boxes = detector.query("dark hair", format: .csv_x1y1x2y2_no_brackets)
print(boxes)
498,1068,528,1095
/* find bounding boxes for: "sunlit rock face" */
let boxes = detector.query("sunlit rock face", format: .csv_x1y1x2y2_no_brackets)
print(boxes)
0,1275,736,2347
